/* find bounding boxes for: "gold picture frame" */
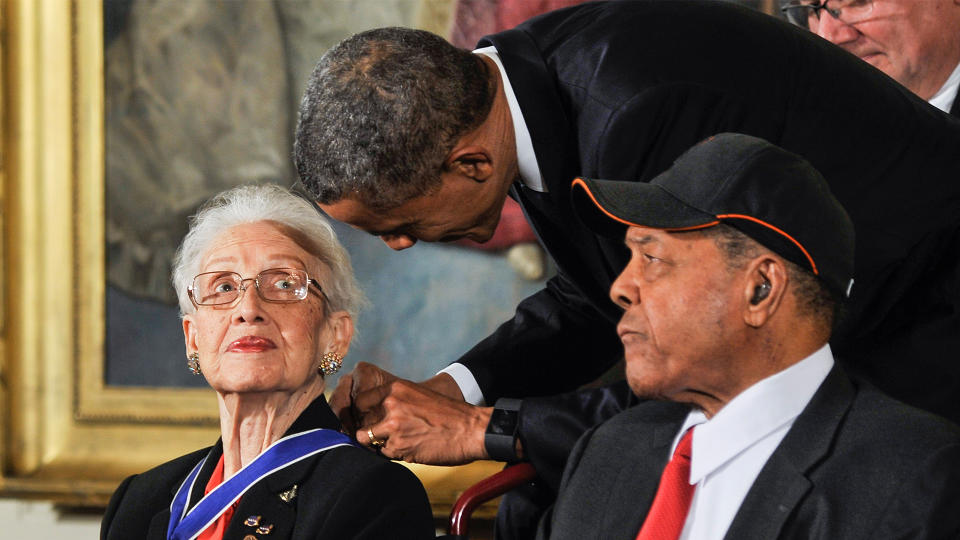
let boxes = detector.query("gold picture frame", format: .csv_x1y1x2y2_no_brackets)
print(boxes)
0,0,501,515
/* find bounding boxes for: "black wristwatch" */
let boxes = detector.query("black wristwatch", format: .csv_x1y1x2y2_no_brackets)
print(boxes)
485,397,522,462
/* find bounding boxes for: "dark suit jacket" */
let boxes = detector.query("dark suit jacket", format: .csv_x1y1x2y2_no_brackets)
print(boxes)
100,397,434,540
448,0,960,486
537,366,960,540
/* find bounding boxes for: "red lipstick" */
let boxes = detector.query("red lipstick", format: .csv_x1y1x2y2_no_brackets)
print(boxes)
227,336,276,352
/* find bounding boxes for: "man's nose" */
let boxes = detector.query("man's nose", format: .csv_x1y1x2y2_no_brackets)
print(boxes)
609,270,638,309
815,11,859,45
381,234,417,251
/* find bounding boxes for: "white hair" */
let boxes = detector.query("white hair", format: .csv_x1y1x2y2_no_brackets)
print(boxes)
171,184,367,323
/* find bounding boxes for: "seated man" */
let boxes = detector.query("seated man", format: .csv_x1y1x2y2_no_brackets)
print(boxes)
539,133,960,539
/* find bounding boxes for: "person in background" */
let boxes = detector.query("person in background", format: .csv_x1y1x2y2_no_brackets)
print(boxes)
100,184,433,540
540,133,960,540
781,0,960,114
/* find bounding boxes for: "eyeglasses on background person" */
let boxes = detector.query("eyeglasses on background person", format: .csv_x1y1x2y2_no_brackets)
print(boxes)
189,267,323,307
781,0,875,30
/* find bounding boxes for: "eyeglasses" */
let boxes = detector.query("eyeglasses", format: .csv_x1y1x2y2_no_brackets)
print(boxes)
189,267,324,307
781,0,875,30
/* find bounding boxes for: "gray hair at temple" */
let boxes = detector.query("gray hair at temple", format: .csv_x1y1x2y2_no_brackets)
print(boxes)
293,27,494,209
171,184,367,321
701,223,842,335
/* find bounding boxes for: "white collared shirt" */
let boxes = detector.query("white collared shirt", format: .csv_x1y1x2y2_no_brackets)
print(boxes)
438,46,547,407
674,344,835,540
929,60,960,113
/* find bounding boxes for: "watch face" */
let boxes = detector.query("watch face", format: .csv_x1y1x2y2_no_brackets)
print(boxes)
488,408,519,435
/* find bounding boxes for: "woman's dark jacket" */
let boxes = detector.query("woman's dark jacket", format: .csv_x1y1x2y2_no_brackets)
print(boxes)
100,396,435,539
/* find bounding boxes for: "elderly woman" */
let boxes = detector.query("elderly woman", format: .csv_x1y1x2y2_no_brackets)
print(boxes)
100,184,434,540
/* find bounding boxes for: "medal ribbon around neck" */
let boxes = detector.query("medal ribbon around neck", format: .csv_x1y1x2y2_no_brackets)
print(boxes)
167,428,359,540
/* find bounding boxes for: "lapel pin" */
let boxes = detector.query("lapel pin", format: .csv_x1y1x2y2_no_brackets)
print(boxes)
278,484,298,503
243,515,261,527
256,524,275,535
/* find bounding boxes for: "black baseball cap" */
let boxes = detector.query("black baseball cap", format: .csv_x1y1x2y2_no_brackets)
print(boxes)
571,133,855,298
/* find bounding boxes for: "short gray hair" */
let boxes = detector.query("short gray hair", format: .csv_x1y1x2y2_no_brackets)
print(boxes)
171,184,367,322
699,224,842,333
293,27,493,209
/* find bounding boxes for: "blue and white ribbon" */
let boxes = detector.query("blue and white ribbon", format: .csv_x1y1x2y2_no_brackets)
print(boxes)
167,429,358,540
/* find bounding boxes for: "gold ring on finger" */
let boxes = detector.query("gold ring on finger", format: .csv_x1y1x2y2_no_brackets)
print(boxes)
367,428,385,448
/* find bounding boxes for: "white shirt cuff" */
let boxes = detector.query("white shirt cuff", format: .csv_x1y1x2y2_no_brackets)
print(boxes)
438,363,486,406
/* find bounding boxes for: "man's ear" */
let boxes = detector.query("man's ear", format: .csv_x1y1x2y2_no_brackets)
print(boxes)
742,256,788,328
445,145,493,183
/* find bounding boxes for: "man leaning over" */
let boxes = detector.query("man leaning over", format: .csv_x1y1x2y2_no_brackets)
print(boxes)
540,132,960,540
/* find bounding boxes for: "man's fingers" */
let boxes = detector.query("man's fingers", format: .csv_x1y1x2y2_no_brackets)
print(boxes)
349,362,397,399
349,379,487,465
328,373,353,413
328,373,359,431
353,381,394,414
361,421,412,462
358,423,389,449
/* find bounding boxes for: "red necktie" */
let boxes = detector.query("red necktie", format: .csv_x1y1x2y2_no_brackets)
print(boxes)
635,428,696,540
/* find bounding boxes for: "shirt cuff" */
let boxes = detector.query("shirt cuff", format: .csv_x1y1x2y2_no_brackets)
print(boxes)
438,363,486,406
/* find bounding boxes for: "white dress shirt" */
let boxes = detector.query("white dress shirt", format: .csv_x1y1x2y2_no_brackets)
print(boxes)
929,60,960,113
674,344,835,540
438,46,546,407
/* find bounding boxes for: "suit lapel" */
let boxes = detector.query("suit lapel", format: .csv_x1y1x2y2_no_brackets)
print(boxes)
482,29,631,322
602,410,686,539
223,456,317,540
147,510,172,540
144,445,218,540
950,87,960,118
189,442,223,509
479,28,579,198
724,366,855,539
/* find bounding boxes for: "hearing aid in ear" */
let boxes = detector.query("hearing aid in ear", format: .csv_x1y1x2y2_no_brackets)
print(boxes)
751,281,771,305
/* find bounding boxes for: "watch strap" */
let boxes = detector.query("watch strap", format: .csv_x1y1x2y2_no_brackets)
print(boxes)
485,398,522,462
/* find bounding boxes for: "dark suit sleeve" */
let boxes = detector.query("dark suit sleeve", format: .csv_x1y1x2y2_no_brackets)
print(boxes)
518,381,638,491
456,267,624,403
317,460,434,539
100,475,135,540
869,443,960,539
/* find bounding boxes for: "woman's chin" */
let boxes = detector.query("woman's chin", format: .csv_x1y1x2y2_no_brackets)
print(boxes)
210,373,319,397
210,373,288,395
